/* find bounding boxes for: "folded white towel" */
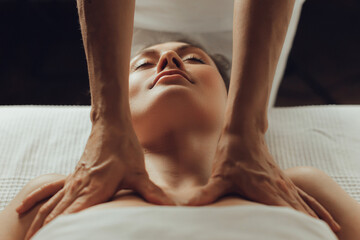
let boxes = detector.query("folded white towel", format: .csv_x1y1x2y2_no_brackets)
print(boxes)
33,205,337,240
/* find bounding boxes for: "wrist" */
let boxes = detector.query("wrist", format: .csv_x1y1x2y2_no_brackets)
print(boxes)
222,117,268,138
221,128,266,145
90,107,134,134
222,96,269,136
90,103,131,123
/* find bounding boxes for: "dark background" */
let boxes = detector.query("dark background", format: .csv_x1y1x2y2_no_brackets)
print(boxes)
1,0,359,106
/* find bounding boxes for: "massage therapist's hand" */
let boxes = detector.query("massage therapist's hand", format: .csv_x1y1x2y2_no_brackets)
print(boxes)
17,121,176,240
184,131,341,233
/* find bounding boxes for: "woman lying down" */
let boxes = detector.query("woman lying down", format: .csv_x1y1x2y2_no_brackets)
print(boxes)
1,40,360,240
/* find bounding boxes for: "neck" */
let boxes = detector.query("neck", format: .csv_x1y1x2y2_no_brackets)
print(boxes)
142,128,220,194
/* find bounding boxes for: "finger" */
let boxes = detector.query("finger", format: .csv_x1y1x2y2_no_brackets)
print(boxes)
185,176,232,206
292,190,319,219
62,197,95,215
42,192,76,226
298,187,341,233
276,178,318,219
294,186,321,219
298,198,319,219
24,189,64,240
17,179,65,214
61,189,109,215
133,178,176,206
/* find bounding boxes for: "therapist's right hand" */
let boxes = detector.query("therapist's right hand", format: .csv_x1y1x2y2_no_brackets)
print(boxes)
17,121,176,240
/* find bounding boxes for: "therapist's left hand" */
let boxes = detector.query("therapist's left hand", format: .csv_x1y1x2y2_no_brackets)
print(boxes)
183,131,341,233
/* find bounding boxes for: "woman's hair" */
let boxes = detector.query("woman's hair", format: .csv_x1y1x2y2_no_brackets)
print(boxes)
136,38,231,93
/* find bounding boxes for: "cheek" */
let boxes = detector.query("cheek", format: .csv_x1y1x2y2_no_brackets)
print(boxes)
129,77,140,99
129,71,154,97
194,66,226,95
128,73,146,115
196,66,227,110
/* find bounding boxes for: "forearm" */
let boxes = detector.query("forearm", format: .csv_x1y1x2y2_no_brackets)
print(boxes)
76,0,135,126
224,0,295,135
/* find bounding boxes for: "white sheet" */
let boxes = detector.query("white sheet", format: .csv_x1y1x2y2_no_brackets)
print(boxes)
0,104,359,212
32,205,337,240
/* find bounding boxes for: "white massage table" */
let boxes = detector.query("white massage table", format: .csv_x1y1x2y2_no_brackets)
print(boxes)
0,104,359,211
0,105,358,240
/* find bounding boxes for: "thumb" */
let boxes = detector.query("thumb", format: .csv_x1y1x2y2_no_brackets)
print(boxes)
185,177,230,206
134,177,176,206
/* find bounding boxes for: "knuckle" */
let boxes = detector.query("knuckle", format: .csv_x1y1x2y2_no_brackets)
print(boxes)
81,185,96,195
38,205,50,216
212,173,229,183
212,174,235,192
276,178,289,192
275,178,286,186
69,179,83,192
307,195,317,203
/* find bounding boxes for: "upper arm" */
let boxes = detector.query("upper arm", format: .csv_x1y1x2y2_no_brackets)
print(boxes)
0,173,66,240
285,166,360,240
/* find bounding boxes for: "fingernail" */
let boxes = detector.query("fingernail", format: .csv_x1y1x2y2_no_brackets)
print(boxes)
16,205,22,213
44,217,52,226
334,222,341,232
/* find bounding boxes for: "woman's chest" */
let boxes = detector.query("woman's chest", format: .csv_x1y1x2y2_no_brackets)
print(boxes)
83,189,264,213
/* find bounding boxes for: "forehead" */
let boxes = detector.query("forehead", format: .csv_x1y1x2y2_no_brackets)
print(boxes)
131,42,213,64
136,42,195,54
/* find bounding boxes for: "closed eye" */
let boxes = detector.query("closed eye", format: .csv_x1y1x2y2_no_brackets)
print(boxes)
183,56,206,64
132,56,206,71
133,61,152,71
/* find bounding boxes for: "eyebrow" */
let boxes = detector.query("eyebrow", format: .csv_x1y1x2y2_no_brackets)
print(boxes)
132,44,205,60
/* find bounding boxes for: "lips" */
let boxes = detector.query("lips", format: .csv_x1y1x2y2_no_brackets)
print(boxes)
152,70,193,88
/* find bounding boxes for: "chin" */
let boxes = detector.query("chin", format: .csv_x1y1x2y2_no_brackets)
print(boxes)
149,90,207,124
131,95,215,142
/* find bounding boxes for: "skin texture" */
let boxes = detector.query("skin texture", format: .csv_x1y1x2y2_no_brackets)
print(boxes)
16,1,177,239
2,167,360,240
128,41,228,197
128,42,337,234
12,0,342,238
14,40,339,239
180,0,340,233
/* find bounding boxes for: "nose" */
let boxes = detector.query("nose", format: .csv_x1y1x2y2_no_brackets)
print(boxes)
156,50,185,73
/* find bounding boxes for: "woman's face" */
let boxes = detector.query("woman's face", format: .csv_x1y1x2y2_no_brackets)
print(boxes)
129,41,227,143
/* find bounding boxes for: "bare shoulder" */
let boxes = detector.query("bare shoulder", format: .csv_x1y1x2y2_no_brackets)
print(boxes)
0,173,66,240
1,173,66,213
22,173,66,194
284,166,360,240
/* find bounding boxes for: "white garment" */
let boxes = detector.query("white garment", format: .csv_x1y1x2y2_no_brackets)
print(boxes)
32,205,337,240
